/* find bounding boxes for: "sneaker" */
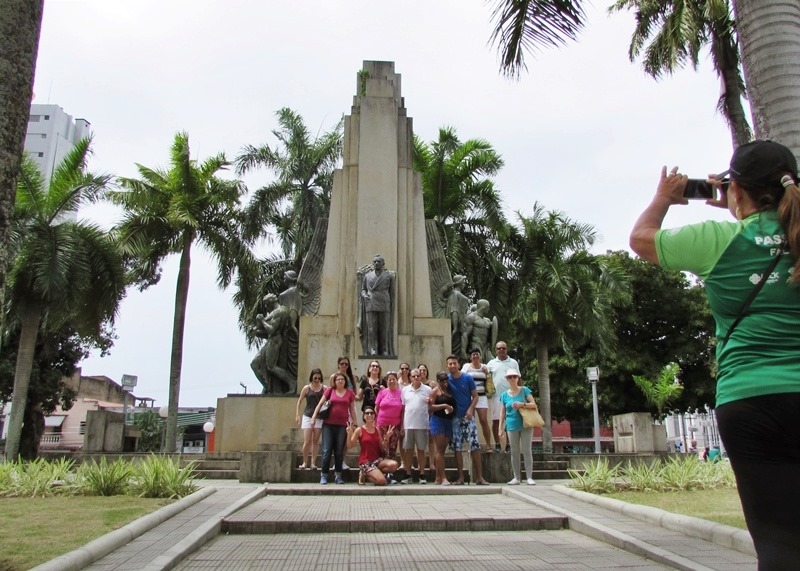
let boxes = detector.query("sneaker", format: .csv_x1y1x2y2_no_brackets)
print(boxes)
527,478,536,486
494,443,501,452
401,477,413,485
342,462,350,470
507,478,520,485
505,445,511,453
388,475,399,485
418,478,427,485
320,475,328,485
440,480,451,486
334,473,345,485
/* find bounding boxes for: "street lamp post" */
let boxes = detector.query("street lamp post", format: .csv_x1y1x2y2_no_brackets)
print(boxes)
586,367,601,454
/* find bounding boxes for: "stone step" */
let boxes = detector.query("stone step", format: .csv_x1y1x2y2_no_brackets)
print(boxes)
195,469,240,480
221,490,568,534
183,459,240,470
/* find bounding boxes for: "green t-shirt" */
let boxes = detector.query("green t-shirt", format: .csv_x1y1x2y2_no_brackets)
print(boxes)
655,211,800,406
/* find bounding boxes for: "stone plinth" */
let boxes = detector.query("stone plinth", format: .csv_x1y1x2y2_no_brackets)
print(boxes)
215,395,296,452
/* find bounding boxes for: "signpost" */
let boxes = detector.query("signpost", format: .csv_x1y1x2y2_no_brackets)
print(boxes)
586,367,601,454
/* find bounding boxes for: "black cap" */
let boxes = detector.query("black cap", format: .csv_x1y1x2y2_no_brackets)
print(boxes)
719,140,798,188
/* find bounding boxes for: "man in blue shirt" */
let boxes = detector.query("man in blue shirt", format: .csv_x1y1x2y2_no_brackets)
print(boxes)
447,355,489,485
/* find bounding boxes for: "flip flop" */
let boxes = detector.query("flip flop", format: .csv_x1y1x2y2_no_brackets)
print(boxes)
452,480,464,486
475,480,490,486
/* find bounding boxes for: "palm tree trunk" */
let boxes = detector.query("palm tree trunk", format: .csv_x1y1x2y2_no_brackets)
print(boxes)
732,0,800,152
164,234,192,452
536,341,553,455
0,1,44,357
3,302,43,459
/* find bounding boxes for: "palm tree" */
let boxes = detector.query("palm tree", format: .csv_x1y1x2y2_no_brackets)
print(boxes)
108,132,249,452
487,0,799,153
3,140,125,460
609,0,752,147
732,0,800,152
0,0,44,356
234,108,343,334
508,205,630,453
412,127,512,311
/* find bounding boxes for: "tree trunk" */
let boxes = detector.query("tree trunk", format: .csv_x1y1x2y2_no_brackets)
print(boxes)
732,0,800,154
3,302,43,460
0,1,44,357
536,341,553,454
164,234,192,452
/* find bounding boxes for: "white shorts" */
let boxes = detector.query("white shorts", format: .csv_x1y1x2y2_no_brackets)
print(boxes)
301,415,323,429
475,395,489,409
489,395,502,420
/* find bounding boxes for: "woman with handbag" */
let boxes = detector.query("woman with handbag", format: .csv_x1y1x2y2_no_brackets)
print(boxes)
630,140,800,568
498,369,536,485
428,371,456,485
311,372,357,485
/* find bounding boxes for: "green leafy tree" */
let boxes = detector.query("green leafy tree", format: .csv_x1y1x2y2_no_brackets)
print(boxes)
413,127,512,311
108,132,249,452
234,108,343,334
3,143,125,459
0,0,44,356
132,409,164,453
547,251,715,422
609,0,752,146
0,322,112,458
633,362,685,417
507,205,631,453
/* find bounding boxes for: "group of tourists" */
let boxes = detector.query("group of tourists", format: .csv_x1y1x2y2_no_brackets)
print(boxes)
294,342,540,487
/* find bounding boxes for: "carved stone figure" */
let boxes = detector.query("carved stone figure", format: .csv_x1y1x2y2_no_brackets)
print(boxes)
441,275,470,359
250,294,298,394
357,255,396,356
464,298,498,360
278,270,306,324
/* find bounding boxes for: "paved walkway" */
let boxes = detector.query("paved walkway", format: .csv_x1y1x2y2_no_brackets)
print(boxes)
39,479,758,571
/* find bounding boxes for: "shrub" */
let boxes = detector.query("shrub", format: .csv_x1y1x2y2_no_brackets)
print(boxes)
77,457,134,496
0,457,76,498
620,459,662,492
130,455,198,499
568,458,620,494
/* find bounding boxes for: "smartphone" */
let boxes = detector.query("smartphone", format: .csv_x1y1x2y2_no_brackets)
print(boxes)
683,179,715,200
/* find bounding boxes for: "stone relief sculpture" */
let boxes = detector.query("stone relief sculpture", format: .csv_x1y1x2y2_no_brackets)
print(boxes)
249,219,327,394
357,254,396,356
250,293,298,394
464,298,498,360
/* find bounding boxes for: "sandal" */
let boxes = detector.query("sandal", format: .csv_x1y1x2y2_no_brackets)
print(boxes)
310,465,318,470
297,463,307,470
358,471,365,485
452,480,464,486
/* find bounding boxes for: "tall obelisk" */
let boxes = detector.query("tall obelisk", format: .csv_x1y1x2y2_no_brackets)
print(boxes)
298,61,450,378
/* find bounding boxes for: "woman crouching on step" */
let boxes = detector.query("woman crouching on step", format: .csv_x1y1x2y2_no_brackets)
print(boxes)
347,407,399,485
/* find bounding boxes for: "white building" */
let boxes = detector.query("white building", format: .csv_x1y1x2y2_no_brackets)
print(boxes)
25,104,91,185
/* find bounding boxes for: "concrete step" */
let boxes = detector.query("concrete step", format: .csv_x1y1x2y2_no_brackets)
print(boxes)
221,490,568,534
195,469,240,480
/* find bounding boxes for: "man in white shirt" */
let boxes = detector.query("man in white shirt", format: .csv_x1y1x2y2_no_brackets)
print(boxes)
401,368,432,483
487,341,520,452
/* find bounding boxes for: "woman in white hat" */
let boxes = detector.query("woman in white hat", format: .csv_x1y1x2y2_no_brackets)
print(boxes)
498,368,536,485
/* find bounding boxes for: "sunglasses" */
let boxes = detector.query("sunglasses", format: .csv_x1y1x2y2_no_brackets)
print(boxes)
400,367,409,370
411,373,420,377
364,411,375,416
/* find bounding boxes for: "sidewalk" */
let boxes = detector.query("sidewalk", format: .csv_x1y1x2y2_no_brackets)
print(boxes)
38,479,758,571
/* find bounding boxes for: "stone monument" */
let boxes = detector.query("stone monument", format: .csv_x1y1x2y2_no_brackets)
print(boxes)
216,61,451,458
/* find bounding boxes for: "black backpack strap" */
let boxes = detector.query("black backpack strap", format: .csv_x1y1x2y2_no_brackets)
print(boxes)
719,246,785,347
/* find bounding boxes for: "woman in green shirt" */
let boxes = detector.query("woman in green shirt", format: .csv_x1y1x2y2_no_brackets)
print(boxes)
631,140,800,570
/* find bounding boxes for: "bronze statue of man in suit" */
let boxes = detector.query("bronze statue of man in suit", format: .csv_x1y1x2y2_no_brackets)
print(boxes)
360,255,395,356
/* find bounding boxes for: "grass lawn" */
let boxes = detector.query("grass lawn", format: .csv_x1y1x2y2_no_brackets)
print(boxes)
607,488,747,530
0,496,171,571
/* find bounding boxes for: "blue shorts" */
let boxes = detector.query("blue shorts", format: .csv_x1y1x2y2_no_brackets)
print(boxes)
429,415,452,438
451,416,480,452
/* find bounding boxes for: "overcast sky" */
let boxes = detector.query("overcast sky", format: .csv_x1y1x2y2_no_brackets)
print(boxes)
33,1,740,407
